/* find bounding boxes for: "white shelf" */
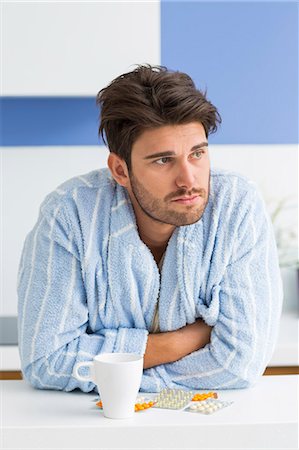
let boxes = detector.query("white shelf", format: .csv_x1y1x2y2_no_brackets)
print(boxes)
0,312,298,371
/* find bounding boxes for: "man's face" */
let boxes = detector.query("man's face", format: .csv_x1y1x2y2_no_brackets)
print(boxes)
126,122,210,227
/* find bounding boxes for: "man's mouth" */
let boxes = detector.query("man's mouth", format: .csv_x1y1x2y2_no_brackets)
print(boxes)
171,195,200,205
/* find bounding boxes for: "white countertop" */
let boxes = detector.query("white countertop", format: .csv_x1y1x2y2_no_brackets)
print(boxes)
1,311,298,370
1,375,298,449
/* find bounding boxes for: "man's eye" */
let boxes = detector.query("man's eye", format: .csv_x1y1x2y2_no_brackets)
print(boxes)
192,151,203,159
155,157,171,165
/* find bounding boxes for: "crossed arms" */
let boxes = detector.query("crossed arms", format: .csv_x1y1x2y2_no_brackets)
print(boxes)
144,320,212,369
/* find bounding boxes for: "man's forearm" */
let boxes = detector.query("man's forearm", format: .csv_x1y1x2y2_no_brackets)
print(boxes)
143,319,212,369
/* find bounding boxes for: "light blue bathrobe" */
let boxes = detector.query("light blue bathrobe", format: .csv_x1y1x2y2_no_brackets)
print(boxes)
17,168,283,393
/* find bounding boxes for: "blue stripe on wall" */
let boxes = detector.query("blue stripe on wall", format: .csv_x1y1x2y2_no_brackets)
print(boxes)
161,1,298,144
0,97,101,146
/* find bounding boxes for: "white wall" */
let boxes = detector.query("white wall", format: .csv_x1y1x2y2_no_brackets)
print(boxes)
2,1,160,95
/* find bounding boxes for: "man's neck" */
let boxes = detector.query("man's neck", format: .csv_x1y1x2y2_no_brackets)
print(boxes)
134,207,175,264
139,226,173,264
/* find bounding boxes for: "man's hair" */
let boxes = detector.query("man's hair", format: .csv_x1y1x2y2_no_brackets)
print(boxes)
97,64,221,171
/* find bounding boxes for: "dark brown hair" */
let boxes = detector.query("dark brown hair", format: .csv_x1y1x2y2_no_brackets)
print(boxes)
97,64,221,171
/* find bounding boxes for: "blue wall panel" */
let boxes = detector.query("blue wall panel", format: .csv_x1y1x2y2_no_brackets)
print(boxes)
161,1,298,144
1,97,101,146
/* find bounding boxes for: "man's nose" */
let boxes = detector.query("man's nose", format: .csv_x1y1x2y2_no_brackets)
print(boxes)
175,161,196,190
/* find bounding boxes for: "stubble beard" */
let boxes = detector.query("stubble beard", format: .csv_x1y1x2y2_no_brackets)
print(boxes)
129,171,210,227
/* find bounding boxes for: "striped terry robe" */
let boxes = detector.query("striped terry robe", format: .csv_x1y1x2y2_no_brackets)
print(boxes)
17,167,283,393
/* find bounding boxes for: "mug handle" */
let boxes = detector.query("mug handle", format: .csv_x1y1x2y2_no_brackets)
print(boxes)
72,361,95,383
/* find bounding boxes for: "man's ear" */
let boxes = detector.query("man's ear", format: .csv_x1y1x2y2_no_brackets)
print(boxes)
107,153,130,187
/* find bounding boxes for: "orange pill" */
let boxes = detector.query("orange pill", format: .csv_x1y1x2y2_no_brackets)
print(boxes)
192,392,218,401
97,400,155,413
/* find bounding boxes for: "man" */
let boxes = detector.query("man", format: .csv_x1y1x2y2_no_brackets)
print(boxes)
17,65,282,393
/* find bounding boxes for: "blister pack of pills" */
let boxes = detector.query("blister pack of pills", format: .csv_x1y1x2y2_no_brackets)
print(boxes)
184,398,233,414
153,388,194,410
96,396,156,412
191,391,218,401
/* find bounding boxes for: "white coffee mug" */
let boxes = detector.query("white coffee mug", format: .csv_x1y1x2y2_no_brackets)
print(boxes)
72,352,143,419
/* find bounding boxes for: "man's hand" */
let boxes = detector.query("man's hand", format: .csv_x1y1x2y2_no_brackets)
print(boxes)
143,319,212,369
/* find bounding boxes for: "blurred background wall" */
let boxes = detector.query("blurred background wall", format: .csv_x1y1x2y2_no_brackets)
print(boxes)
1,0,298,325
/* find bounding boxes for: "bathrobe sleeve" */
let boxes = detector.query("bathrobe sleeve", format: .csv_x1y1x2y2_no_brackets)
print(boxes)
153,187,283,390
17,197,149,393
